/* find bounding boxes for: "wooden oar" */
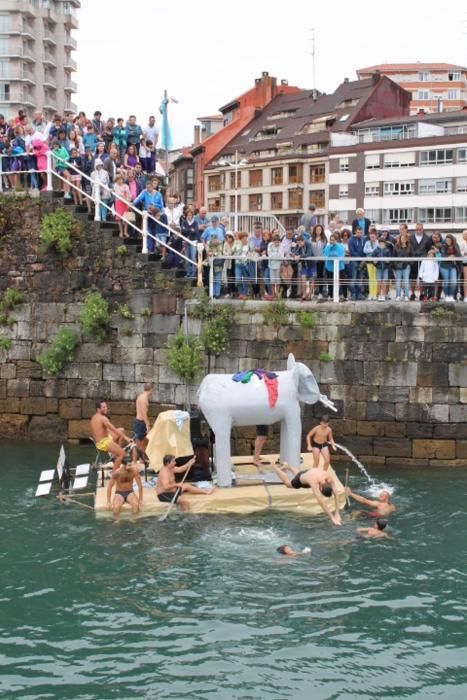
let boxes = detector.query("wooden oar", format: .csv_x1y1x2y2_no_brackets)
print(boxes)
159,463,192,522
344,468,350,509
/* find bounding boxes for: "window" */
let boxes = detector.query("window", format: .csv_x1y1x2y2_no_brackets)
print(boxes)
186,168,194,185
420,149,453,165
383,152,416,168
288,188,303,209
311,190,325,208
0,59,8,77
383,209,414,224
310,164,325,183
365,183,380,197
339,157,349,172
458,149,467,163
447,89,459,100
229,194,241,212
339,185,349,199
268,110,297,120
418,71,430,81
208,197,221,212
271,192,283,209
383,181,415,196
248,193,262,211
271,167,283,185
365,209,380,224
448,71,461,81
254,126,282,140
229,171,241,188
249,169,263,187
208,174,222,192
455,207,467,222
418,90,430,100
418,208,452,223
0,83,9,100
456,177,467,193
0,14,9,32
419,179,452,194
365,154,380,169
0,38,8,54
288,163,303,183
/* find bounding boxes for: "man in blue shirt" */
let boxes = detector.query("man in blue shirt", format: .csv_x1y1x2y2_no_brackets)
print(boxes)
348,226,365,300
194,206,210,238
126,115,143,153
201,215,225,244
133,179,164,211
351,208,371,237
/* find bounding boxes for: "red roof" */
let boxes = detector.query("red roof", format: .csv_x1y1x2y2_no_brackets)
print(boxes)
358,62,467,73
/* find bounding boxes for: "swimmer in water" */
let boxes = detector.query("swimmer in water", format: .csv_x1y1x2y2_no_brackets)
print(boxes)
345,487,396,518
277,545,311,556
357,518,390,539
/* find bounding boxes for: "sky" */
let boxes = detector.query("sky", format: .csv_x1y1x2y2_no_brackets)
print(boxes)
75,0,467,148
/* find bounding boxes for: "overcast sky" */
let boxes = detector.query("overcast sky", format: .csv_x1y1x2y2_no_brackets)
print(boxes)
75,0,467,147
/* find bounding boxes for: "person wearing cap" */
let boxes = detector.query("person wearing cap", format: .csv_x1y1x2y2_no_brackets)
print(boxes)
201,215,225,244
91,158,111,221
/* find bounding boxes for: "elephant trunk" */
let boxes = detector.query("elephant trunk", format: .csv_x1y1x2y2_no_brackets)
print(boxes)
319,394,337,412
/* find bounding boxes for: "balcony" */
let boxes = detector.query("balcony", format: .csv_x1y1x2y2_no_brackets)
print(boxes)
64,35,77,50
43,75,56,89
43,33,57,46
64,13,79,30
64,56,77,71
43,51,57,67
64,79,77,92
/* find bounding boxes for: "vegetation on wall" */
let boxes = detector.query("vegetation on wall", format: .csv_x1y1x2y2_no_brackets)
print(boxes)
38,328,79,376
263,300,290,329
79,291,111,344
167,331,204,384
39,208,78,257
0,288,25,326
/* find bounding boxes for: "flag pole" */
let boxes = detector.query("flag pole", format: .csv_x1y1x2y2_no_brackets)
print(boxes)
164,89,169,188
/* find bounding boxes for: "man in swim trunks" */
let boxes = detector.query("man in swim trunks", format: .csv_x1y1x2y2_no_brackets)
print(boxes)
156,454,214,512
253,425,268,466
90,400,133,474
357,518,390,539
107,460,143,519
134,383,154,454
306,415,336,470
272,462,342,526
345,488,396,517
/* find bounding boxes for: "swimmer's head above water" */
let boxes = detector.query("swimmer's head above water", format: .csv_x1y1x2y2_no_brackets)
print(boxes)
375,518,388,531
378,491,391,503
277,545,295,556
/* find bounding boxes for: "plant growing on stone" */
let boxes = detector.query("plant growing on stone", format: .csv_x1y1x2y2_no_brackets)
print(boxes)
296,310,319,329
0,336,12,351
116,244,128,256
0,287,25,326
263,300,289,329
139,307,152,317
319,351,333,362
39,208,76,257
79,291,110,344
38,328,78,376
202,305,234,356
167,332,204,384
116,303,134,320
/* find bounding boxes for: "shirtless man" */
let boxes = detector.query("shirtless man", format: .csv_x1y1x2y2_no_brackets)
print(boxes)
345,488,396,518
156,454,214,512
277,545,311,556
253,425,268,466
107,460,143,519
90,400,132,473
306,415,336,470
272,462,342,526
134,383,153,453
357,518,390,539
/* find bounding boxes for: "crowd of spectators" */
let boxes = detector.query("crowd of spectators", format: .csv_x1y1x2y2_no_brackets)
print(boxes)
0,109,466,303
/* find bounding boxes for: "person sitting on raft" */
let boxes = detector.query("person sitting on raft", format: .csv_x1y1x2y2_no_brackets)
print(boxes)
272,462,342,526
90,399,133,474
357,518,390,540
345,487,396,518
107,459,143,519
306,414,337,470
156,454,214,512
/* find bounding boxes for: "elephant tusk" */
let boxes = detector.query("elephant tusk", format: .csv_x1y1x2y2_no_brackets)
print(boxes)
319,394,337,412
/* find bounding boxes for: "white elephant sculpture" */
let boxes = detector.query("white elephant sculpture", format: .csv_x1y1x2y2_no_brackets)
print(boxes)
197,353,336,487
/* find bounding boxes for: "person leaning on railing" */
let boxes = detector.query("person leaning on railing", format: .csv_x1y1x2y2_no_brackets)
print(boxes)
267,231,284,300
363,230,379,301
323,234,345,300
51,140,72,199
223,232,236,298
392,231,413,301
292,234,314,301
439,234,461,302
232,232,251,300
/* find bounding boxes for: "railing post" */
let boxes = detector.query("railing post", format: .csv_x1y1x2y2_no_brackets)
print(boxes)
46,151,53,192
0,154,3,193
142,210,149,254
94,184,101,222
208,257,214,300
197,242,204,288
333,258,340,303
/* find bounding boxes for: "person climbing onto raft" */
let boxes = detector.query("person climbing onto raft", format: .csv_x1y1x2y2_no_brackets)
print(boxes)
345,488,396,518
306,415,336,470
272,462,342,526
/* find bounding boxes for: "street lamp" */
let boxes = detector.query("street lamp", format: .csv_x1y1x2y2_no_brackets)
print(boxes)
218,150,248,231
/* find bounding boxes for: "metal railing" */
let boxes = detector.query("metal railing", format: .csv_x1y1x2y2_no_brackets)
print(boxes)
0,152,204,285
207,255,467,302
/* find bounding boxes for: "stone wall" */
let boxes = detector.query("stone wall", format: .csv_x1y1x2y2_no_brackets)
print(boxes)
0,193,466,465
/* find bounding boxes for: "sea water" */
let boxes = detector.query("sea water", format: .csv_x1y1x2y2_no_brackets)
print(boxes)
1,441,467,699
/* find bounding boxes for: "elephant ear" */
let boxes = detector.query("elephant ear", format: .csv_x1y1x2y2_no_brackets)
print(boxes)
287,354,296,371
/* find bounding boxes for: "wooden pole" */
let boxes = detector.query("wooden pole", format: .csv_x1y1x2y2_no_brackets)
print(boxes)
159,462,192,522
344,468,350,508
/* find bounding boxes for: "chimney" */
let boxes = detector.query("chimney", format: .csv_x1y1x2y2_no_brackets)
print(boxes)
344,77,349,83
194,125,200,145
372,70,381,85
281,79,289,86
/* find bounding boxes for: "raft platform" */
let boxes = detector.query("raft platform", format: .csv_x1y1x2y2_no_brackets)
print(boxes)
94,453,346,519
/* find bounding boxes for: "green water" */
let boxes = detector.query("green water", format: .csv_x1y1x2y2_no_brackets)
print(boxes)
1,442,467,700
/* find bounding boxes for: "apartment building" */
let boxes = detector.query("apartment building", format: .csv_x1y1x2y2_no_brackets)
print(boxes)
205,75,411,227
357,63,467,114
0,0,79,117
328,111,467,231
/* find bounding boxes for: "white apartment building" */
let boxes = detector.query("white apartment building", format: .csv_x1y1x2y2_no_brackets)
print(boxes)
0,0,79,117
328,112,467,232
